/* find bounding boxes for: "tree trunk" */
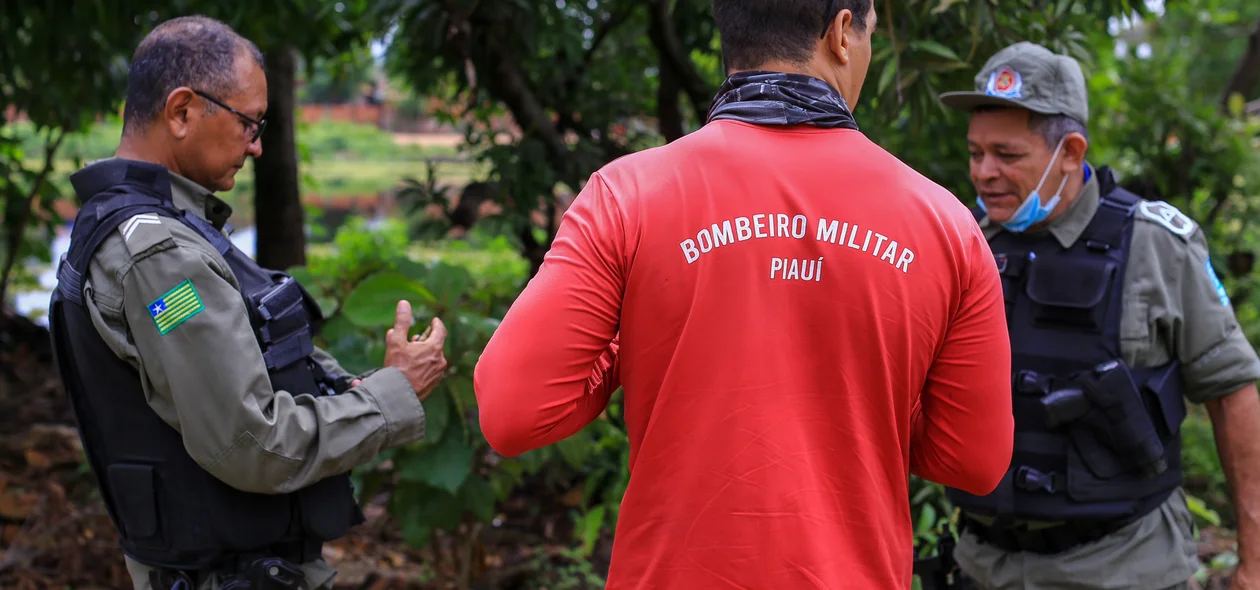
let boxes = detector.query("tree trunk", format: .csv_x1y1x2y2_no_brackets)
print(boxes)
254,45,305,271
657,58,684,143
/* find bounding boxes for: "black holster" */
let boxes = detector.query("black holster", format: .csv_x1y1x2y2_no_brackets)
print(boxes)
1069,360,1168,478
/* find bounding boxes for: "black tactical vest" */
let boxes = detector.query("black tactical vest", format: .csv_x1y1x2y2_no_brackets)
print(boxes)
47,160,365,573
947,166,1188,525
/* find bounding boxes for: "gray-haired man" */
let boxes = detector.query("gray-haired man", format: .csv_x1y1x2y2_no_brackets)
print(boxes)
48,15,448,589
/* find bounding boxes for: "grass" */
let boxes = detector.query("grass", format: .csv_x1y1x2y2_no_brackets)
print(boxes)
31,144,489,222
217,156,489,212
15,117,491,222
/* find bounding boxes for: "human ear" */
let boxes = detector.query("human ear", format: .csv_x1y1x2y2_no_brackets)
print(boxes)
828,9,853,65
164,87,196,140
1060,132,1089,173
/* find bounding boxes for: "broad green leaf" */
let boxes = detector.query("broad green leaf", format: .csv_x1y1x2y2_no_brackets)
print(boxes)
423,388,452,443
287,266,316,290
317,314,359,345
426,261,473,310
1185,493,1221,526
398,483,463,532
878,58,899,96
579,504,606,556
555,430,595,468
460,475,498,523
418,485,465,530
916,503,938,534
932,0,965,14
398,428,474,494
341,270,437,328
447,373,477,416
400,518,433,548
910,40,961,61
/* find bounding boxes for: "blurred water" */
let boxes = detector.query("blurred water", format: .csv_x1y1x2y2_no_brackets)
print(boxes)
13,224,258,326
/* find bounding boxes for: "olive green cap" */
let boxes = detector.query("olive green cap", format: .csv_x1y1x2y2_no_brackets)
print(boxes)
938,41,1089,124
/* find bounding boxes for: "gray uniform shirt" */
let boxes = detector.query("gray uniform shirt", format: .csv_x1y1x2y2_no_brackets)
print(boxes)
954,164,1260,589
79,162,426,589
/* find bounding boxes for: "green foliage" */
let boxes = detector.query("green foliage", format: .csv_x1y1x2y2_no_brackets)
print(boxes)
378,0,719,264
1182,407,1232,525
289,217,627,585
299,45,378,104
0,0,389,308
861,0,1157,199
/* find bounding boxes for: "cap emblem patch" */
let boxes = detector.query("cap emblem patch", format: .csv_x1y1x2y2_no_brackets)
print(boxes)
985,67,1023,98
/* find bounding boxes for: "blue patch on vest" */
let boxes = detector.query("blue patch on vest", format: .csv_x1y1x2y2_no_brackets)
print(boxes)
1205,257,1230,306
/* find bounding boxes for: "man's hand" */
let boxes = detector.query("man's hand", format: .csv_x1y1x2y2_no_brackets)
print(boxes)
384,300,448,401
1233,562,1259,589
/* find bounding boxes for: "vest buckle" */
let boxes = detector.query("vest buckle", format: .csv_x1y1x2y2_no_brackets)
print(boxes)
1014,370,1048,395
149,569,196,590
1084,239,1111,252
1015,466,1059,494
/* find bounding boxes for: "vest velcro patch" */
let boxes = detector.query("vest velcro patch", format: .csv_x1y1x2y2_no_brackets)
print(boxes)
1137,201,1196,238
148,279,204,335
119,212,174,257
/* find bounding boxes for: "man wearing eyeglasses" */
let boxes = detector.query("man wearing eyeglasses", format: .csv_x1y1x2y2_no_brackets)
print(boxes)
47,15,448,590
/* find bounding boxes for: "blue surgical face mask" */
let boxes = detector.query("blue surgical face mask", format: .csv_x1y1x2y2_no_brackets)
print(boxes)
976,135,1071,233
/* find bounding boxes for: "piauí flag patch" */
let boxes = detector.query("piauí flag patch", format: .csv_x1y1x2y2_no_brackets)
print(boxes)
148,279,204,335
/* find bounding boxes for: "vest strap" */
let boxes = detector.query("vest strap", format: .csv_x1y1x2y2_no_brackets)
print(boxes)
256,278,304,321
57,255,84,305
1080,190,1139,252
180,211,232,256
263,327,315,371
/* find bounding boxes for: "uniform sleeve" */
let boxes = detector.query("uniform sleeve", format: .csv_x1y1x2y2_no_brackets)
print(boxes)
120,239,426,495
1167,227,1260,403
909,226,1014,496
309,346,353,382
473,173,626,457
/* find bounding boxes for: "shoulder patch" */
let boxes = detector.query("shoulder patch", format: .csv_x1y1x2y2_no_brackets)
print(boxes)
1204,257,1232,307
118,213,175,257
148,279,205,335
1136,200,1197,238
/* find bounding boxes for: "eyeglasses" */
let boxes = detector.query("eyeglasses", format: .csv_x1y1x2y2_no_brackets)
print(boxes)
820,0,840,39
193,89,267,144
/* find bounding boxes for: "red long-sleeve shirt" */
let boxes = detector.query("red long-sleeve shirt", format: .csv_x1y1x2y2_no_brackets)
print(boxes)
474,120,1014,589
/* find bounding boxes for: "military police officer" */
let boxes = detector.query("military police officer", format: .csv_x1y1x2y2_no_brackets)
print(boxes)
47,16,449,590
935,41,1260,590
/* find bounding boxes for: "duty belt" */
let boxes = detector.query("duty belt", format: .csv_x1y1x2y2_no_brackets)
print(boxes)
148,538,320,589
961,514,1131,554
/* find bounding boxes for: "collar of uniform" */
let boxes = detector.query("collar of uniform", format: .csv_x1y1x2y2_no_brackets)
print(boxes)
167,171,233,230
979,162,1100,248
72,157,234,231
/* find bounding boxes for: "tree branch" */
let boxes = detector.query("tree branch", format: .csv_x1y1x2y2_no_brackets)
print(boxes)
647,0,714,122
1222,19,1260,109
1219,18,1260,108
0,128,65,308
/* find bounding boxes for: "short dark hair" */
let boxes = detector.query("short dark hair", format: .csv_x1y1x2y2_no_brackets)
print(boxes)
712,0,873,71
973,105,1090,150
122,16,264,135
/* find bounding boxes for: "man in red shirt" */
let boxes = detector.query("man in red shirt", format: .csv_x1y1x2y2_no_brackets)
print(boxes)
473,0,1014,587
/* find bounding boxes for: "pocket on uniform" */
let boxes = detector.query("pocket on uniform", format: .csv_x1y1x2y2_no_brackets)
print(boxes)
107,463,167,548
1025,256,1116,332
1141,362,1188,439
